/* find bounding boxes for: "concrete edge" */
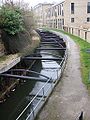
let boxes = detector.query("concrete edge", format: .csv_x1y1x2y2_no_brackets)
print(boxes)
0,56,20,74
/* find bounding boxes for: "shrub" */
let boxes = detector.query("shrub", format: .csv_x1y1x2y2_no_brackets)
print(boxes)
0,5,25,35
0,2,36,54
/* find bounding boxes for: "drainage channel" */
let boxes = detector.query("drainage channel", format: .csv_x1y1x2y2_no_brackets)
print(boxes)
0,30,67,120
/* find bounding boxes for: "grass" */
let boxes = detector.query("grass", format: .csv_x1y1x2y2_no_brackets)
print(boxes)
43,28,90,87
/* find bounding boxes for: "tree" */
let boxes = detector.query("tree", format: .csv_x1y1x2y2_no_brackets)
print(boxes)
0,1,36,54
0,3,25,35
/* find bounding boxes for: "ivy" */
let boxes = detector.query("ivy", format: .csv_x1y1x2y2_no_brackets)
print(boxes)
0,5,25,35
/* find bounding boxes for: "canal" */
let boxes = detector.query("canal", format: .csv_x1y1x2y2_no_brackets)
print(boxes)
0,30,66,120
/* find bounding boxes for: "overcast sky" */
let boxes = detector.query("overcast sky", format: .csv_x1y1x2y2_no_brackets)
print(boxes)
24,0,61,7
0,0,62,7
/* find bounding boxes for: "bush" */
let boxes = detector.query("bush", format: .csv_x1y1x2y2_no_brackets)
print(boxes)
0,2,36,54
0,5,25,35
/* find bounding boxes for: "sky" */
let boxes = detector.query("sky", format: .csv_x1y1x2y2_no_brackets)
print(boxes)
0,0,62,7
24,0,61,7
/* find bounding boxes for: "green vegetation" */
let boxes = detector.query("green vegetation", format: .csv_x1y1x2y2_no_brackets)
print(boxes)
0,5,24,35
44,28,90,86
0,1,39,96
0,1,37,54
0,55,7,61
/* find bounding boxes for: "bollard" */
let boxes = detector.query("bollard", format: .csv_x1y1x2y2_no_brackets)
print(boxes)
79,111,83,120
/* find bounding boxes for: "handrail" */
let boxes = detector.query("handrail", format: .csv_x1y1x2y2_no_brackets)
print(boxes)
16,31,68,120
26,80,53,120
16,49,68,120
16,77,52,120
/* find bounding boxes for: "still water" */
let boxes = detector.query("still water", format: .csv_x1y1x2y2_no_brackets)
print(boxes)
0,46,62,120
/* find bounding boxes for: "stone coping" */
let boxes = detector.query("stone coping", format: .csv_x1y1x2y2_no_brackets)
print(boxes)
0,30,40,74
0,54,20,73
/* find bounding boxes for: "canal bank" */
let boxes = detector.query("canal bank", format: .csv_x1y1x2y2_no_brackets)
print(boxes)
0,30,40,104
0,30,67,120
36,31,90,120
15,30,67,120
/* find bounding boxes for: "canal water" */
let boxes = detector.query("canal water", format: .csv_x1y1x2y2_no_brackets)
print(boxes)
0,45,64,120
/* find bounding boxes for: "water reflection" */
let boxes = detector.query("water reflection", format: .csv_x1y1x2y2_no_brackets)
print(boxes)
0,44,63,120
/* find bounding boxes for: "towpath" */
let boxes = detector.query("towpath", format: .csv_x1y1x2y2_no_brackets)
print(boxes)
36,31,90,120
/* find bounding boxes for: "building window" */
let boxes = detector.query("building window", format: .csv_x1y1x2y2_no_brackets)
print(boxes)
60,5,61,15
85,32,87,40
78,30,80,36
62,19,64,25
71,18,74,23
56,19,57,28
62,10,64,16
87,2,90,13
58,6,59,15
52,8,54,16
71,3,74,14
87,17,90,22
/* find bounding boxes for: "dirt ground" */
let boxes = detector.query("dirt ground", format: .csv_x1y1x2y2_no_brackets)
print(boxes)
36,32,90,120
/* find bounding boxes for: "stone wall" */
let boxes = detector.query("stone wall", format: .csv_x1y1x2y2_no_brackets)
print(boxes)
64,0,90,29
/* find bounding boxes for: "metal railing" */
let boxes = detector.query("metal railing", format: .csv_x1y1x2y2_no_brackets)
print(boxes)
16,49,68,120
16,77,54,120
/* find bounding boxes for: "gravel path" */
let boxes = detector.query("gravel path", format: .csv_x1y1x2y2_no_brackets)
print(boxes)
36,32,90,120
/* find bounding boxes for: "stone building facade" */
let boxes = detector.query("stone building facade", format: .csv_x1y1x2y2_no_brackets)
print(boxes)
33,3,53,27
33,1,90,42
64,0,90,29
46,1,64,29
46,0,90,29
